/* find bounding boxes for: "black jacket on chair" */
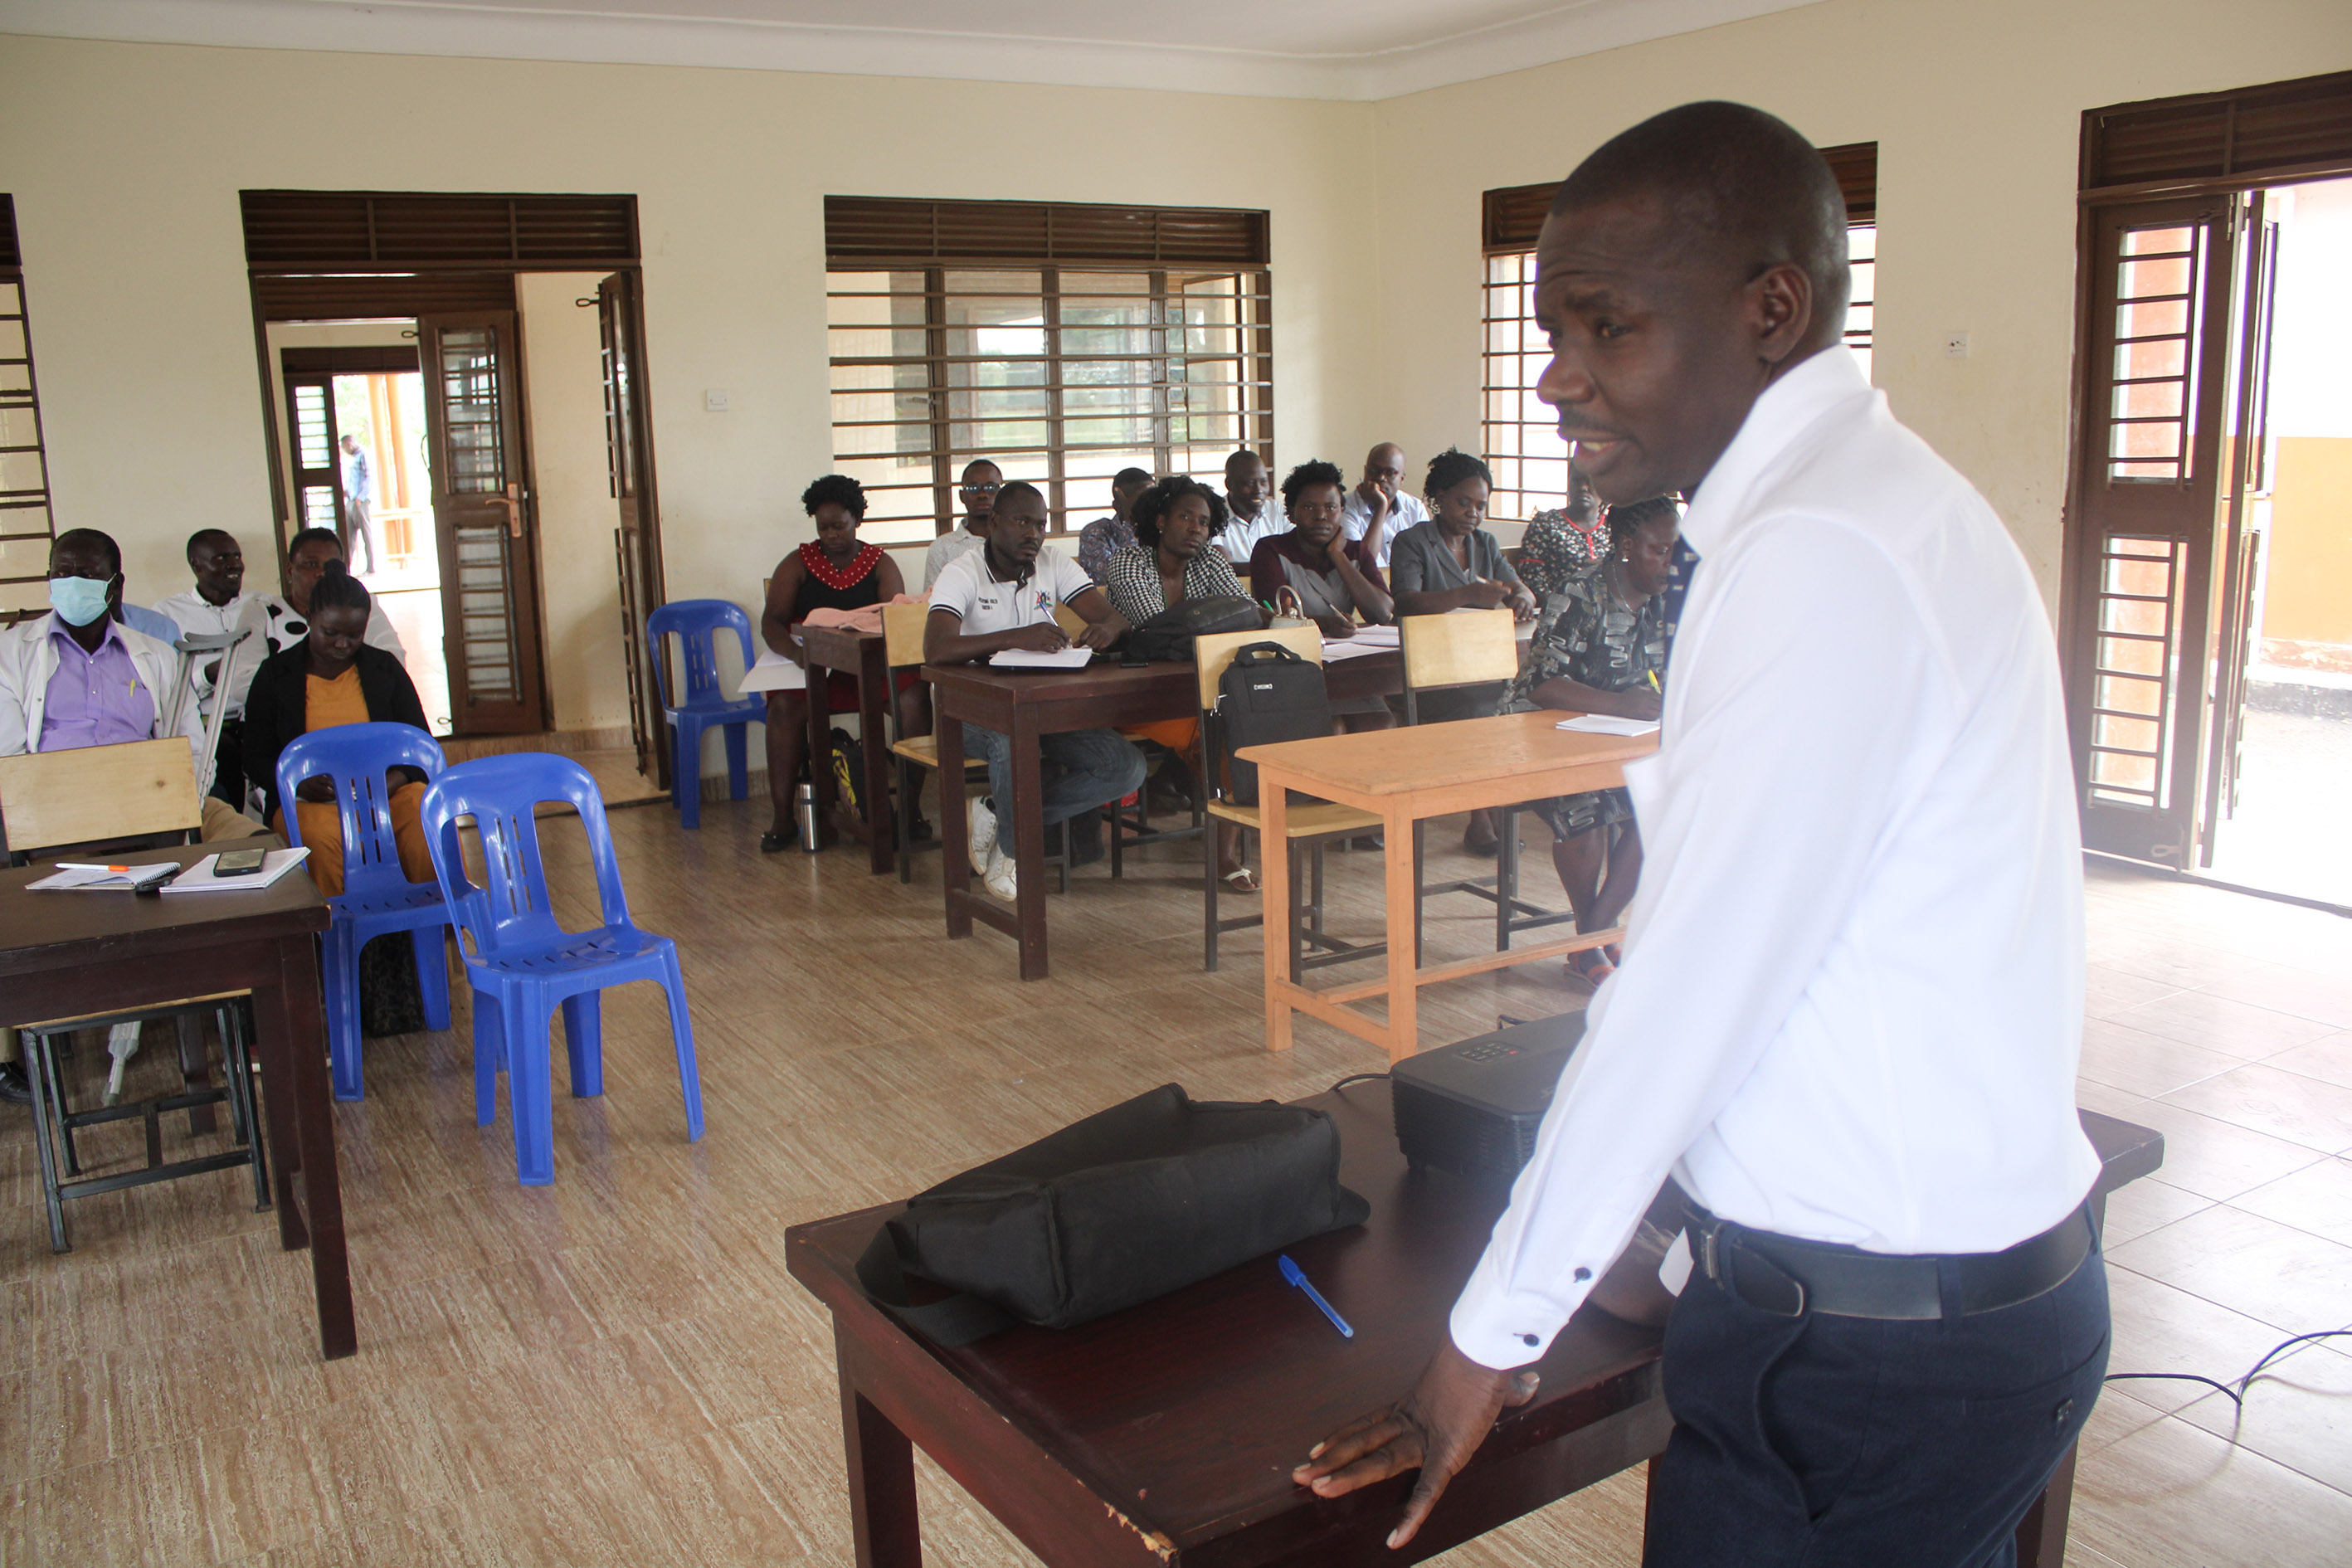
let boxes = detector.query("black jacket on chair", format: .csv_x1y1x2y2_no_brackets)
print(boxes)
241,642,431,824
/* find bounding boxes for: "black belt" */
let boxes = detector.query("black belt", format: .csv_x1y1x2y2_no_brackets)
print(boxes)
1687,1202,2093,1321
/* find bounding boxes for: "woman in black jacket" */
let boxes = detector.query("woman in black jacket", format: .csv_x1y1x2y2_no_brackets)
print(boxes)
242,562,434,898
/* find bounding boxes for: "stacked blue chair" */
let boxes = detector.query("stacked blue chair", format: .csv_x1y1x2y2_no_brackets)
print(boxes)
418,752,705,1186
645,599,767,829
275,722,454,1102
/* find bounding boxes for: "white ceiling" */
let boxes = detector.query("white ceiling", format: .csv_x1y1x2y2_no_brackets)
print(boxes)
0,0,1821,100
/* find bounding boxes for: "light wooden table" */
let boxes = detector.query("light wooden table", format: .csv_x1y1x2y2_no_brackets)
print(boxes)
1241,710,1658,1062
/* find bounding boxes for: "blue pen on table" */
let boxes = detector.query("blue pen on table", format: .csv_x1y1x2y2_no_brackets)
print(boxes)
1279,1254,1353,1339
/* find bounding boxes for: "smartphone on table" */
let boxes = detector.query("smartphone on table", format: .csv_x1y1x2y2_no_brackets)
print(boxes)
214,847,269,878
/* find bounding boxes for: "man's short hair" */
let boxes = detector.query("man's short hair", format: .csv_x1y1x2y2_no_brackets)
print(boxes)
287,527,343,558
1224,449,1264,475
1550,100,1850,323
186,527,237,564
960,458,1002,482
992,480,1045,514
53,527,122,578
1113,467,1152,491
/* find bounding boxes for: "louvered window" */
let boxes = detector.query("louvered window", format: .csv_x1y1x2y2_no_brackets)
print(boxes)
0,196,56,621
825,197,1273,546
241,191,623,322
1478,145,1877,523
2083,70,2352,195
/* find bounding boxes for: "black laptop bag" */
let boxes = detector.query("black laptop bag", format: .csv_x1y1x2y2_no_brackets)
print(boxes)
1122,595,1262,663
1216,640,1334,806
856,1083,1369,1345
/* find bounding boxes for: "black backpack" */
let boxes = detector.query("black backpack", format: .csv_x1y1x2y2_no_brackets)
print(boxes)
1216,640,1333,806
1123,594,1262,663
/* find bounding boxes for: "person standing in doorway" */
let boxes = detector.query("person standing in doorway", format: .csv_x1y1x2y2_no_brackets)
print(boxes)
338,432,380,577
1290,102,2105,1568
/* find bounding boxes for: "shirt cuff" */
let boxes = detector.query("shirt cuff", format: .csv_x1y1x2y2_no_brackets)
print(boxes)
1447,1252,1585,1371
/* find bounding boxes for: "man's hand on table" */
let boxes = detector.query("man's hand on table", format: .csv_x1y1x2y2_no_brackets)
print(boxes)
1006,622,1072,654
1291,1338,1540,1550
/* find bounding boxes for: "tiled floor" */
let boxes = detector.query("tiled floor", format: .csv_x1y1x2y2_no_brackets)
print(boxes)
2,805,2348,1566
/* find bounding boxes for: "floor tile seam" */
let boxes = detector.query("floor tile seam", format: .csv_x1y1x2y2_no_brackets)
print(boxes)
2199,1195,2352,1257
2140,1087,2352,1156
2160,1387,2352,1503
2106,1264,2352,1343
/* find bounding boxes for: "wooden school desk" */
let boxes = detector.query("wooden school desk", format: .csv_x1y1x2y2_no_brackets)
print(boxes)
1242,709,1658,1062
0,840,356,1359
784,1081,2163,1568
928,650,1404,981
800,622,898,875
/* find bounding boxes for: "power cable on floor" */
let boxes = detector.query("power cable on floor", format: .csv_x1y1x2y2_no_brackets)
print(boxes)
2103,1327,2352,1412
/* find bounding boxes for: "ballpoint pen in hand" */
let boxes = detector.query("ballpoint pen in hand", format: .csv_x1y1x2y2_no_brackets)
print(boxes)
1280,1254,1354,1338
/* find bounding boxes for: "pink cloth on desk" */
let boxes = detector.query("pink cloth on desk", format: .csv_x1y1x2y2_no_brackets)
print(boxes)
800,595,922,636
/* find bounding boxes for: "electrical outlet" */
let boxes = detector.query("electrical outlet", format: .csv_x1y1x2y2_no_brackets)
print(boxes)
704,388,731,412
1945,332,1971,359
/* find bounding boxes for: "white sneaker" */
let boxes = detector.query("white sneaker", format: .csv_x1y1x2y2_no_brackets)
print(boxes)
968,796,997,875
982,841,1019,901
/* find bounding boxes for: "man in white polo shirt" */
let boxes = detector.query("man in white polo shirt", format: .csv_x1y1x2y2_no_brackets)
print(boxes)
925,480,1145,900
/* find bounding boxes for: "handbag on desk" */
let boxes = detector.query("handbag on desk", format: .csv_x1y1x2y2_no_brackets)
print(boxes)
856,1083,1370,1346
1122,595,1262,663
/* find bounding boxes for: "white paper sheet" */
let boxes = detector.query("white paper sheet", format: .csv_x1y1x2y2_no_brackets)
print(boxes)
988,646,1094,670
27,863,181,891
160,846,313,893
1555,714,1660,737
735,645,807,694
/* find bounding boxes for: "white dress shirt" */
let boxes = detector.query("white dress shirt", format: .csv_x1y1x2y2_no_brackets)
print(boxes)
1449,348,2100,1371
1340,488,1429,568
1215,503,1285,567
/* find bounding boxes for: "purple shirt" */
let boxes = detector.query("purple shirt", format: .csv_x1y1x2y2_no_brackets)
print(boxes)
38,616,156,752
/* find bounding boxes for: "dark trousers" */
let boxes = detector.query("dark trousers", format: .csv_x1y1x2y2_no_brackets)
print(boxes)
1644,1230,2109,1568
207,718,246,808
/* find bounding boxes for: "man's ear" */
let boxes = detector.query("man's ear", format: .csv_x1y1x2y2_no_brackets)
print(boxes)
1746,261,1815,368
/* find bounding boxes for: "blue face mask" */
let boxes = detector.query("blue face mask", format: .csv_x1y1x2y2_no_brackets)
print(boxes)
48,574,113,627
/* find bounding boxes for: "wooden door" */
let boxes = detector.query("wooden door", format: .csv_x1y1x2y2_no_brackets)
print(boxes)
2065,197,2242,865
597,271,666,782
281,370,346,542
2196,196,2280,864
419,311,545,733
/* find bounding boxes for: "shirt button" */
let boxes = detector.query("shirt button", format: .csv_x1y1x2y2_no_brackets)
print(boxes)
1520,1333,1539,1347
1573,1267,1591,1282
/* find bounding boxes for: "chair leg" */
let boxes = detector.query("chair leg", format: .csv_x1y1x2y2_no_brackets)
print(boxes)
662,947,705,1143
1203,811,1220,973
896,759,918,884
675,720,702,830
1412,818,1427,969
174,1013,217,1137
724,721,750,801
471,990,504,1127
23,1031,71,1253
329,926,366,1103
1496,809,1517,952
559,991,604,1098
1290,840,1310,985
413,926,453,1032
505,994,556,1187
221,1003,272,1213
40,1030,81,1176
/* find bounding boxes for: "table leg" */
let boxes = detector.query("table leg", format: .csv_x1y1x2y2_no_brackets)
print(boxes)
1382,805,1419,1063
1010,709,1049,981
859,643,895,875
808,652,839,845
1260,777,1293,1053
253,933,356,1360
2014,1441,2077,1568
940,711,972,938
840,1371,922,1568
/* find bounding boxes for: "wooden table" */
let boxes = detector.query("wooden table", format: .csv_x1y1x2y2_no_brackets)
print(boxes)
0,841,355,1360
801,623,897,876
785,1080,2162,1568
928,650,1403,981
1244,710,1658,1062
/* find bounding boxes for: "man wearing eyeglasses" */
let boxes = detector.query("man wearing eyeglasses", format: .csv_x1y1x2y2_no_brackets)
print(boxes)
922,459,1004,593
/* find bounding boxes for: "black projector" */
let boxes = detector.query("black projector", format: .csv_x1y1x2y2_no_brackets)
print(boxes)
1392,1012,1586,1184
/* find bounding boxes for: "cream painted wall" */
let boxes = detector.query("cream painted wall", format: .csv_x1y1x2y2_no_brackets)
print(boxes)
0,32,1381,743
1366,0,2352,606
515,272,635,733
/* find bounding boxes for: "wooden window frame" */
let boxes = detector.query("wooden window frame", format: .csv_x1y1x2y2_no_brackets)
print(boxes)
1478,146,1877,523
824,197,1274,545
0,195,56,624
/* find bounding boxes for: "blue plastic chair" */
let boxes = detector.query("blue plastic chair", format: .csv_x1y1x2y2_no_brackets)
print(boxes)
275,722,454,1102
417,752,705,1186
645,599,767,829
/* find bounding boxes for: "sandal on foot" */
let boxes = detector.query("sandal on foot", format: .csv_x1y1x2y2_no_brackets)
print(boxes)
1220,867,1260,894
759,827,796,853
1566,946,1617,986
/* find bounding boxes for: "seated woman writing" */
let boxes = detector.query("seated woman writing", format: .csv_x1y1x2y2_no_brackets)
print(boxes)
241,561,434,898
1249,459,1396,736
1103,475,1264,893
1497,496,1678,987
757,474,925,852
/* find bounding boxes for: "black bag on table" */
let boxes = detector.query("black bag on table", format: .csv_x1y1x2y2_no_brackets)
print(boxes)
1216,640,1334,806
856,1083,1369,1346
1122,594,1262,663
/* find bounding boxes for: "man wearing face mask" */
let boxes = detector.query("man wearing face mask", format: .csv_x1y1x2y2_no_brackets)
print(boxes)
0,528,265,1103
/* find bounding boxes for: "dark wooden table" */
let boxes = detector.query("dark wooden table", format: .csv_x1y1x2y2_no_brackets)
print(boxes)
0,840,354,1360
801,623,897,876
926,650,1403,981
786,1082,2160,1566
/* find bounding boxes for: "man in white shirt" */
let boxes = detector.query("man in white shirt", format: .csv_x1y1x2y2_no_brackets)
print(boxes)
924,481,1143,900
153,528,262,805
1215,450,1284,566
921,459,1001,593
1294,102,2105,1568
1339,442,1431,568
